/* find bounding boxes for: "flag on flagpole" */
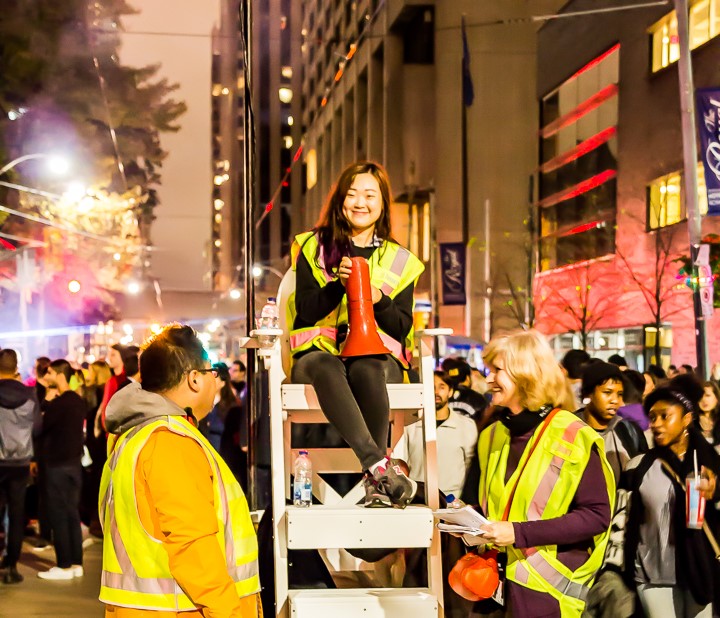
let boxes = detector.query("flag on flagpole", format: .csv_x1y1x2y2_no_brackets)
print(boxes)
461,16,474,107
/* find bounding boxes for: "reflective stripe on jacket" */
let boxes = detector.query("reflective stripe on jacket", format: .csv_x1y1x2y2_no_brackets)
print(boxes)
98,416,260,611
478,410,616,617
288,231,424,367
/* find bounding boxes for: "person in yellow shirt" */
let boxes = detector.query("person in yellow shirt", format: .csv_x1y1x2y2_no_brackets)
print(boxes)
100,324,261,618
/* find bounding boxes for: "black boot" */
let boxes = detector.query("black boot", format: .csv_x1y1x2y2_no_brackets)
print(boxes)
3,566,23,584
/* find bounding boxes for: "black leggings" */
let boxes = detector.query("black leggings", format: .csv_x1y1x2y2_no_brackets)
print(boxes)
291,351,403,470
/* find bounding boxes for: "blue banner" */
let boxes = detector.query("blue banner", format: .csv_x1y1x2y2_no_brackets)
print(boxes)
440,242,467,306
696,88,720,215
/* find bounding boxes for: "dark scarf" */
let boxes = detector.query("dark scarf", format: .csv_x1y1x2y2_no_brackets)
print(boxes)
498,405,553,437
625,427,720,605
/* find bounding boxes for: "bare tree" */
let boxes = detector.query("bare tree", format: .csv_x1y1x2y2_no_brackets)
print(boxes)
616,206,687,365
534,261,621,351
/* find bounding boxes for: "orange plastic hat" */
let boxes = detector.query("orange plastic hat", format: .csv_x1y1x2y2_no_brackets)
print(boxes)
448,550,500,601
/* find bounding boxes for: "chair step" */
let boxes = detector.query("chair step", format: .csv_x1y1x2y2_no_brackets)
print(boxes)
286,505,434,549
282,383,425,411
289,588,437,617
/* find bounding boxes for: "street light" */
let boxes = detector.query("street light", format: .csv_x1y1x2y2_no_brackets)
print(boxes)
252,264,284,279
0,153,70,177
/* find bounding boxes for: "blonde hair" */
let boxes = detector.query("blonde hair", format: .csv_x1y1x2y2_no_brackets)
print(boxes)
89,360,112,386
483,330,572,411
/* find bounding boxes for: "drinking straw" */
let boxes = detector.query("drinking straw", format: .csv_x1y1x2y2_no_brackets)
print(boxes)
694,450,700,486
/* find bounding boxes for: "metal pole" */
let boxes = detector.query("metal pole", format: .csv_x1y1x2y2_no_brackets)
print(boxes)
241,0,259,509
461,98,471,337
674,0,710,377
429,189,440,363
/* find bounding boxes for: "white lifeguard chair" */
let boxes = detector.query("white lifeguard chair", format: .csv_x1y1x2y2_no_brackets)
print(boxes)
256,269,449,618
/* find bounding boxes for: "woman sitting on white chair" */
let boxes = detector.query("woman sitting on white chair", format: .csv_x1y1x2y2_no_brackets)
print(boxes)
288,161,424,509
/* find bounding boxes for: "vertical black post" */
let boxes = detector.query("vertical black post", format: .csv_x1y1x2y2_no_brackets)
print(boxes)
527,175,536,327
241,0,259,509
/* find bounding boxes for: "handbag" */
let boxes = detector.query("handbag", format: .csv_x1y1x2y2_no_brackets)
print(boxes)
449,408,560,601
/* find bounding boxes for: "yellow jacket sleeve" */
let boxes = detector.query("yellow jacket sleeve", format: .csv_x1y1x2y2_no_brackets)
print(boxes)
137,428,256,618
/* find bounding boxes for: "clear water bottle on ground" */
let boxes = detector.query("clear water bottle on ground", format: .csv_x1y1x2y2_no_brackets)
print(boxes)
293,450,312,507
259,297,279,329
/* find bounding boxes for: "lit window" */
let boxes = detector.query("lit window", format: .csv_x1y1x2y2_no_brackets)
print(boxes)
279,87,293,103
214,213,222,224
287,115,294,126
650,0,719,73
214,199,224,210
647,163,708,229
283,136,293,149
214,239,222,248
281,66,293,79
306,149,317,189
212,84,223,96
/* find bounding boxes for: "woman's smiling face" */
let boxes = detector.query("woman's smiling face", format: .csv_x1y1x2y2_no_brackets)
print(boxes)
486,356,522,413
342,173,383,235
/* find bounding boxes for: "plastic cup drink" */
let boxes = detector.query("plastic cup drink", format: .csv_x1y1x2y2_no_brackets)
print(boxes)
686,473,706,530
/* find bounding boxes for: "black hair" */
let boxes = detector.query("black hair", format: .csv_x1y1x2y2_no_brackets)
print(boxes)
441,357,472,388
607,353,627,368
644,373,704,417
433,370,455,390
49,359,73,383
120,345,140,377
647,364,667,380
35,356,51,378
621,370,646,405
561,349,591,380
681,364,695,374
580,361,624,399
0,349,18,375
139,324,208,393
232,359,246,372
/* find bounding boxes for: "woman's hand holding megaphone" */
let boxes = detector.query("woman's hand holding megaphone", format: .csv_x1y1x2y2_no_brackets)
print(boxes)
338,256,382,303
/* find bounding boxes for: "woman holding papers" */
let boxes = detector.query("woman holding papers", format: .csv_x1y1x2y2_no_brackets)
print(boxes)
472,330,614,618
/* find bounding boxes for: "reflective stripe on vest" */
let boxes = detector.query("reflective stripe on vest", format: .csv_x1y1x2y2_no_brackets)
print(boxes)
289,326,338,351
379,246,410,296
513,549,590,603
99,416,259,610
527,420,585,520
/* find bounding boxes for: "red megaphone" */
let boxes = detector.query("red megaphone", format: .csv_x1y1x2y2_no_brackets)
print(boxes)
340,257,390,357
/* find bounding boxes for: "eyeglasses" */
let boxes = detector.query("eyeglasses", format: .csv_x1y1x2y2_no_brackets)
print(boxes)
195,368,219,378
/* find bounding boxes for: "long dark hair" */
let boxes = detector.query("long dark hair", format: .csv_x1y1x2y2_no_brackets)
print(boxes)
314,161,394,272
216,378,239,422
699,381,720,445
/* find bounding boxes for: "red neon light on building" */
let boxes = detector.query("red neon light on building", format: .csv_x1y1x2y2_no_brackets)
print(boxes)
567,44,620,83
539,126,617,174
540,84,618,139
537,169,617,209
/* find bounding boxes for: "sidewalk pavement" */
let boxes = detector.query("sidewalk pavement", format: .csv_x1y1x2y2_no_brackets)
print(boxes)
0,539,104,617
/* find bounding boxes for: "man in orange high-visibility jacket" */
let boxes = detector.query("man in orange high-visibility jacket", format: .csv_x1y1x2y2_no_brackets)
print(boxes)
100,325,261,618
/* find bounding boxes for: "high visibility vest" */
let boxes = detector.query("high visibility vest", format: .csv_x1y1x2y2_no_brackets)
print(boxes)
288,231,425,367
478,410,616,617
98,416,260,611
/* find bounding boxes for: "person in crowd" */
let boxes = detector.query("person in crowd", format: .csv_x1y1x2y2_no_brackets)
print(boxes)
0,349,41,584
217,363,249,490
440,357,488,425
667,364,679,379
577,361,647,485
679,364,695,375
643,364,667,398
80,360,111,536
37,359,86,580
199,362,238,453
561,348,591,408
393,370,478,501
100,324,261,617
95,344,127,436
696,380,720,447
710,362,720,386
30,357,51,402
471,330,614,618
229,359,247,400
470,367,489,397
607,354,628,371
116,345,141,390
617,370,650,428
623,375,720,618
70,367,86,398
288,161,424,509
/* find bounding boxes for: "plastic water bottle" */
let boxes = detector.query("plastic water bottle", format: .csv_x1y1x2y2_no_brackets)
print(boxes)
293,450,312,507
446,494,465,509
260,297,279,329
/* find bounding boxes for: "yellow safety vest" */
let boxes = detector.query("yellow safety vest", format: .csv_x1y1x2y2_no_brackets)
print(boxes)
288,231,425,367
98,416,260,611
478,410,616,617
